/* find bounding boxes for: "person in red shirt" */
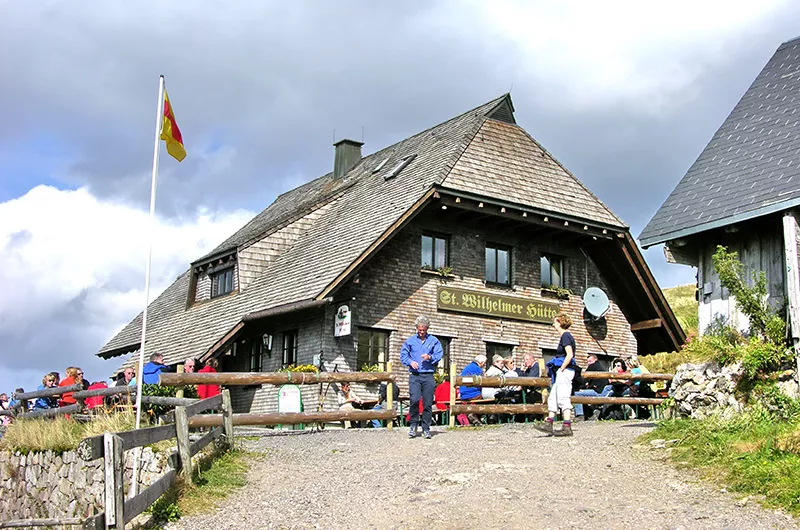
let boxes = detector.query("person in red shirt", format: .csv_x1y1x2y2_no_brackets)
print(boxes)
58,367,83,407
434,377,457,411
197,358,221,399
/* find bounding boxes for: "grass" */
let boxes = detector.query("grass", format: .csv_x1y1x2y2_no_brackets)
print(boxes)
0,409,141,453
662,283,699,335
148,448,250,525
641,412,800,515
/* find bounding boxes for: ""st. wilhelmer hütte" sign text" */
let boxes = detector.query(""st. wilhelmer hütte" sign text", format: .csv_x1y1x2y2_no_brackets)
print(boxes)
436,287,559,324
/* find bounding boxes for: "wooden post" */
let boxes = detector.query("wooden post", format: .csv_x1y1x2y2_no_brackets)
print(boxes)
448,361,456,428
386,361,393,431
783,212,800,382
103,433,124,529
221,389,234,450
175,406,192,483
176,364,185,399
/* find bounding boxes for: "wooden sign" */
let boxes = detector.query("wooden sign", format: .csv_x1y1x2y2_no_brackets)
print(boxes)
436,287,559,324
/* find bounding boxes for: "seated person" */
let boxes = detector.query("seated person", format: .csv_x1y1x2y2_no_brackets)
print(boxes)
9,388,28,415
574,354,611,419
34,373,59,410
516,353,543,405
495,357,521,403
337,382,362,429
597,358,633,420
458,355,487,426
434,376,457,411
481,354,506,400
371,381,399,428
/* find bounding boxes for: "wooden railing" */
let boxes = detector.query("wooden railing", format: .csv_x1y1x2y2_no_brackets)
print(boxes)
448,362,674,425
78,391,232,530
159,367,400,430
2,384,198,420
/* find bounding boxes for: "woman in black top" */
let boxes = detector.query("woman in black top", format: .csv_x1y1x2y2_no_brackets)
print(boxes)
537,312,577,437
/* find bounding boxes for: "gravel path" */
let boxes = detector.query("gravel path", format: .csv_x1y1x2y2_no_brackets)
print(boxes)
167,421,798,530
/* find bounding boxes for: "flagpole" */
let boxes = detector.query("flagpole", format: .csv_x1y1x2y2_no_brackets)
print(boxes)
131,74,165,498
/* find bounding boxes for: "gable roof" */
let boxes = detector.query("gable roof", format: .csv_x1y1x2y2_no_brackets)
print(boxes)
640,36,800,247
99,93,681,367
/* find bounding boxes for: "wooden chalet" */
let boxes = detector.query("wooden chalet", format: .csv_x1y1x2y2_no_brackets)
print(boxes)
641,36,800,340
99,94,684,413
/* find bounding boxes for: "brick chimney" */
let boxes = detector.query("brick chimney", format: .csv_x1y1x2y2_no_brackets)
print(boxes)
333,139,363,179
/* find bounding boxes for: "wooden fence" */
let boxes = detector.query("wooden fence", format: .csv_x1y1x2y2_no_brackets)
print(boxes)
1,389,223,530
159,367,400,431
76,390,232,530
0,385,197,421
448,362,673,426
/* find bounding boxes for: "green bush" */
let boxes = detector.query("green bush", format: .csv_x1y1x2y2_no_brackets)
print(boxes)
142,384,198,418
740,338,792,379
749,383,800,422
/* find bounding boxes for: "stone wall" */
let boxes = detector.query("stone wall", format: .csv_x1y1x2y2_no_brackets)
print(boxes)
0,447,169,521
669,361,744,419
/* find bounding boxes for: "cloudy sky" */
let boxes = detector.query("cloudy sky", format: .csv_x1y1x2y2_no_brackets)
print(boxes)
1,1,799,395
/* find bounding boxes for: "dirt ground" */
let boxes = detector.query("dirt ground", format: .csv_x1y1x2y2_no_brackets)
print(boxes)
166,421,799,530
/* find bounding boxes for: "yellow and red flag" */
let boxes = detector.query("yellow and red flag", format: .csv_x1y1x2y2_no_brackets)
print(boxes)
160,90,186,162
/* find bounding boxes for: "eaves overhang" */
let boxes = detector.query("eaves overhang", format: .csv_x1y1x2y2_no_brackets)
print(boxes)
640,197,800,248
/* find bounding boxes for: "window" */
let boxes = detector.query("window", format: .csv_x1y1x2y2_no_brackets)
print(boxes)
421,234,448,270
248,340,263,372
486,342,514,360
282,330,298,367
211,268,234,298
357,329,389,371
485,245,511,285
434,337,451,377
541,254,564,288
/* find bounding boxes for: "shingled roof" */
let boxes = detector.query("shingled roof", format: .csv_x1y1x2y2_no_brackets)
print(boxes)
99,93,677,367
640,36,800,247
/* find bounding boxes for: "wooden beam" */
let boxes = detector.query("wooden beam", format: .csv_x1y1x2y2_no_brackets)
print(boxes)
78,424,179,461
782,213,800,381
581,372,673,381
455,376,551,388
0,519,85,528
451,404,547,415
570,396,664,406
123,469,177,525
188,409,397,428
15,384,81,401
19,404,81,420
630,318,662,331
202,321,245,361
175,407,192,482
437,194,615,240
104,433,124,529
160,371,395,387
190,426,223,457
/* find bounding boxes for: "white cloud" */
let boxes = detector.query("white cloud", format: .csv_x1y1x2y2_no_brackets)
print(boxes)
0,185,253,392
470,0,790,112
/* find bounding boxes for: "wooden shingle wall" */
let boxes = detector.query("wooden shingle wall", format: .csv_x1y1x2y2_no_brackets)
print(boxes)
238,201,338,290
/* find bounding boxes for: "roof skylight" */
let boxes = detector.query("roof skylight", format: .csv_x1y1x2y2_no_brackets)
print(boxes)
385,154,417,180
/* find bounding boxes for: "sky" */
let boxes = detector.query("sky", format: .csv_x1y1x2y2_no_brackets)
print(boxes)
1,1,799,395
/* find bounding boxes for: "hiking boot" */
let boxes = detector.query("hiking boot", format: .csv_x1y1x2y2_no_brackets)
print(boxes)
408,427,417,439
423,431,432,440
533,420,554,435
554,422,573,437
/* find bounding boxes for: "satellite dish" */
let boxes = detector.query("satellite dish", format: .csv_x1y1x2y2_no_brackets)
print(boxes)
583,287,610,319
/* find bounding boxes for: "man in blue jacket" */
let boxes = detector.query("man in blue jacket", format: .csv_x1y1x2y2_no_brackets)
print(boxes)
142,353,169,385
400,315,443,439
458,354,487,425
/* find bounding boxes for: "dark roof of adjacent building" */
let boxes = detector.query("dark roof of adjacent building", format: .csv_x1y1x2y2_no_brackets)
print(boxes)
640,36,800,247
98,94,680,367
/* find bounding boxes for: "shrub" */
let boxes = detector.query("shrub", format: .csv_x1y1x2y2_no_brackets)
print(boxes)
278,364,319,373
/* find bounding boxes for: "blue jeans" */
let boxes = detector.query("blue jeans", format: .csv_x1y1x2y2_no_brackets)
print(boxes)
408,372,435,432
574,387,613,416
371,403,386,428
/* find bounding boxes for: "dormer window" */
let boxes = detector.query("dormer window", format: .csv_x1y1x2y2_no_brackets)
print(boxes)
211,267,234,298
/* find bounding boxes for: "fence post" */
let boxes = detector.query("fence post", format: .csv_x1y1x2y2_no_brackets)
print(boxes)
176,364,185,399
103,433,124,529
222,389,234,450
385,361,393,432
449,361,456,428
175,406,193,484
